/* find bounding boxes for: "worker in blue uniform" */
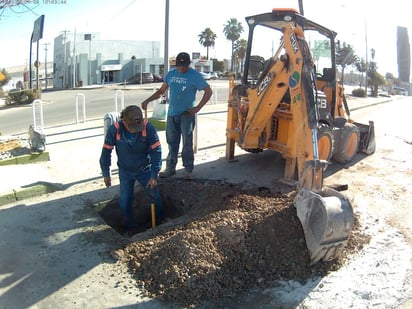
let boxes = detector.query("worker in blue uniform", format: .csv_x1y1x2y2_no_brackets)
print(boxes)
100,105,163,228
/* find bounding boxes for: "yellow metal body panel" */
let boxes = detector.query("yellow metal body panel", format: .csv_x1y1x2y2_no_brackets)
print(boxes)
226,24,317,182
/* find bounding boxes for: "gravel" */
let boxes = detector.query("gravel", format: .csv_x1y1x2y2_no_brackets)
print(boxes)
109,178,369,307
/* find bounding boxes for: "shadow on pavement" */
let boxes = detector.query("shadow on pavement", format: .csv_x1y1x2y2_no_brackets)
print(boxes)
0,186,170,308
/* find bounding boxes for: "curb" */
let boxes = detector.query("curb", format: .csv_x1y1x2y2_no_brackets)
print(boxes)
0,151,50,166
349,97,393,112
0,182,63,207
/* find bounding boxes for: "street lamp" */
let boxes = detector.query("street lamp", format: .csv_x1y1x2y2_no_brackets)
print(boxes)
43,42,50,90
164,0,169,76
340,4,368,96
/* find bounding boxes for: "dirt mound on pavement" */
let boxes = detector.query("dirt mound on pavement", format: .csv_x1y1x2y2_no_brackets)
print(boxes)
109,178,370,307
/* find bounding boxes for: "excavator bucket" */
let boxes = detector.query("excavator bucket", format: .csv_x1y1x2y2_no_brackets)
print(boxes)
293,187,353,264
293,160,354,264
354,121,376,155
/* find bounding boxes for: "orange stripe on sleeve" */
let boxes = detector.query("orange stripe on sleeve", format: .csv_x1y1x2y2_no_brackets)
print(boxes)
151,141,161,149
103,144,114,150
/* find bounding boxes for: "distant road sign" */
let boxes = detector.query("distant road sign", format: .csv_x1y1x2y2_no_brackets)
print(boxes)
312,40,330,58
32,15,45,42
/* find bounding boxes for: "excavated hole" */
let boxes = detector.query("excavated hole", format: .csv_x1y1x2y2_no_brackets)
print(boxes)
96,178,236,236
96,183,183,236
97,178,282,236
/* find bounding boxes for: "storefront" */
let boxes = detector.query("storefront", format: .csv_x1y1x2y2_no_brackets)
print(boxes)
100,64,122,83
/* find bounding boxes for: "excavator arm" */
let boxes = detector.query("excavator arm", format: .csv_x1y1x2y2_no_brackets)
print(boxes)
226,9,356,264
227,24,320,183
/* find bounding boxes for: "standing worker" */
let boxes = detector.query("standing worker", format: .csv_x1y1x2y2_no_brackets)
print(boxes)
141,52,213,179
99,105,164,229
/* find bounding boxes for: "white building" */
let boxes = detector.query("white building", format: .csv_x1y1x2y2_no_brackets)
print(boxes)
53,32,164,88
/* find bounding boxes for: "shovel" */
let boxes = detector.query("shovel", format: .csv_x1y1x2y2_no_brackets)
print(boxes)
149,189,156,228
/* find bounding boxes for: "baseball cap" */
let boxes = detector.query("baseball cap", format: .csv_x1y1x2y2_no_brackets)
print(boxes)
121,105,144,133
176,52,190,67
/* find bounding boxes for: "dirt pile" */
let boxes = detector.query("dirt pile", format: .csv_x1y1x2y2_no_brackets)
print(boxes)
110,179,370,307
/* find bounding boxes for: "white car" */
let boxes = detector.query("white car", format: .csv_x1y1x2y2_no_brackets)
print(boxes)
391,86,408,96
208,72,218,80
200,72,211,80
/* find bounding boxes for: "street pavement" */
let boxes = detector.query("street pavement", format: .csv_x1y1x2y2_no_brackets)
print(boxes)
0,90,394,308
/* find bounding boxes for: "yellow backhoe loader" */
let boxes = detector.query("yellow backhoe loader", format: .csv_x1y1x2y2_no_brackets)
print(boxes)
226,8,375,264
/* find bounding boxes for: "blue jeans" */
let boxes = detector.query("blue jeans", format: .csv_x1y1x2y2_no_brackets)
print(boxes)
118,166,164,225
165,113,195,171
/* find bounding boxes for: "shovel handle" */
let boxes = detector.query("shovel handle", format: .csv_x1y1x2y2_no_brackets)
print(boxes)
149,189,155,228
151,202,156,228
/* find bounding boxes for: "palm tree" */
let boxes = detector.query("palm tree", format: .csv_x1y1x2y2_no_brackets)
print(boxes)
234,39,247,75
223,18,244,72
198,28,217,60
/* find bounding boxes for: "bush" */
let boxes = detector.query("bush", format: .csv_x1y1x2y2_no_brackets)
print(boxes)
5,89,41,105
351,88,366,97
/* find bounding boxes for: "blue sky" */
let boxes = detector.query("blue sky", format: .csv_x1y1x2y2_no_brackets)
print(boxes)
0,0,410,77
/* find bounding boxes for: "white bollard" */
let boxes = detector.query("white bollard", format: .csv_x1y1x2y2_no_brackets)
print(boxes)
75,93,86,123
115,89,125,113
32,99,44,134
211,86,218,104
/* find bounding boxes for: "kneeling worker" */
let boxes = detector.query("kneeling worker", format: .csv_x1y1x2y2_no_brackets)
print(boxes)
99,105,164,228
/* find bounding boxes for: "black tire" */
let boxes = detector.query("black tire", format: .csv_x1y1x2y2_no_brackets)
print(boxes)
317,125,334,162
333,123,360,164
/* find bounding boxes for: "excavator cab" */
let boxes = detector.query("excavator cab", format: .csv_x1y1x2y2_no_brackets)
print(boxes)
226,8,375,263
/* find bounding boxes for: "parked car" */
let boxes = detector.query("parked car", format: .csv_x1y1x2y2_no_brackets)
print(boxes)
200,72,211,80
207,72,219,80
153,73,164,82
391,86,408,96
127,72,154,84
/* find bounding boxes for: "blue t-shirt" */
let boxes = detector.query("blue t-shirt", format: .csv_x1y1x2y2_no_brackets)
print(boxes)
165,68,209,116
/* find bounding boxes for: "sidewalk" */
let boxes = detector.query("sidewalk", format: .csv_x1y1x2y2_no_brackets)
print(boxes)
0,94,393,204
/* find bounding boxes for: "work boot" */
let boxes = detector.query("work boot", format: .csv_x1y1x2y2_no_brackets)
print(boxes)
159,167,176,178
183,168,193,180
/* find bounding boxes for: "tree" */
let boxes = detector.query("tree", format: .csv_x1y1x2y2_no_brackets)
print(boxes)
234,38,247,75
336,42,357,85
223,18,244,72
367,61,385,97
198,28,217,60
0,1,36,20
212,58,225,73
355,58,367,88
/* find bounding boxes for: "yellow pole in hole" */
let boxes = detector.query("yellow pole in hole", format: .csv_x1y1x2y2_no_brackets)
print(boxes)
151,202,156,228
150,190,156,228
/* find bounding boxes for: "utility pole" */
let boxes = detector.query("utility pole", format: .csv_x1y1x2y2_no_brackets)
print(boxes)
72,28,76,88
298,0,304,15
84,33,93,86
43,43,49,90
364,19,368,97
164,0,169,100
61,30,70,88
